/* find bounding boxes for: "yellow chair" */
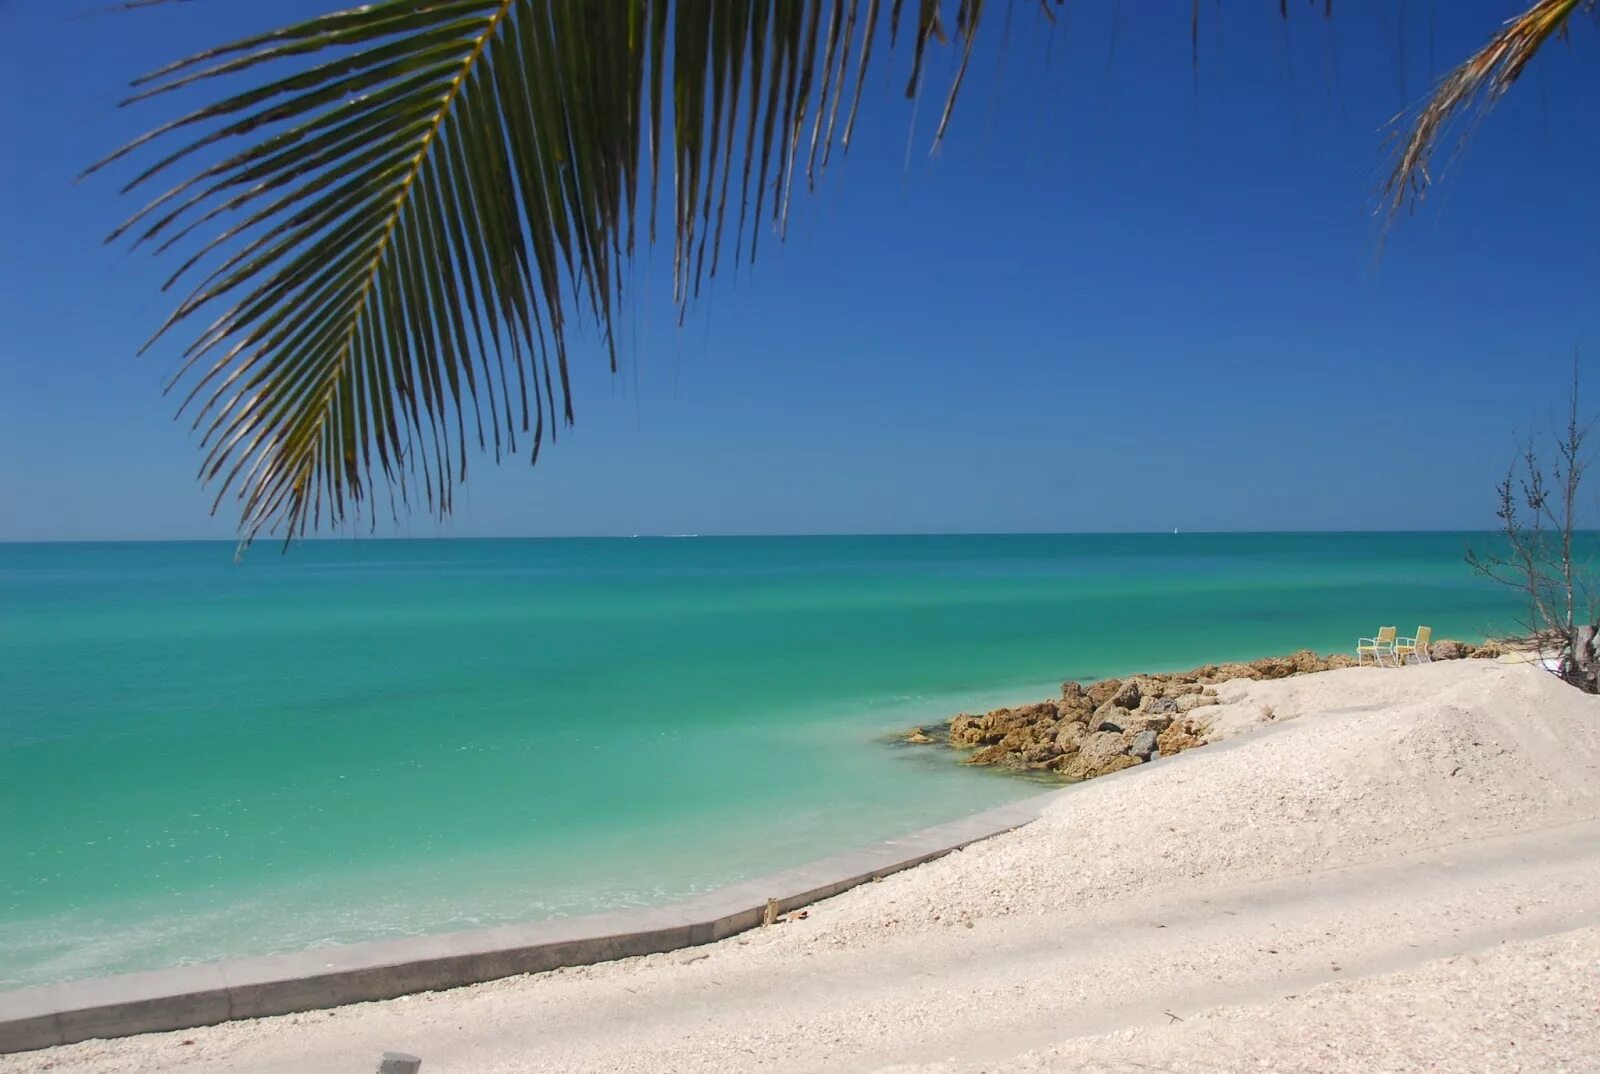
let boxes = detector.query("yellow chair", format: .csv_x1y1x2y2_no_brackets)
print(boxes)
1357,626,1398,667
1395,626,1432,665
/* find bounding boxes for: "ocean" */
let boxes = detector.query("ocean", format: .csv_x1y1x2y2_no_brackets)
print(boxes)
0,533,1521,988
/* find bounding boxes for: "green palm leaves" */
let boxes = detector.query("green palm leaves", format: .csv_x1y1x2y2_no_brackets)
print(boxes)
93,0,985,547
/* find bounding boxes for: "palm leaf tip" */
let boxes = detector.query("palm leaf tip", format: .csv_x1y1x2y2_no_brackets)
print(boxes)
98,0,990,550
1384,0,1589,216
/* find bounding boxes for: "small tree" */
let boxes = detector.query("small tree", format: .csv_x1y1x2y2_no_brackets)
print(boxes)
1467,360,1600,692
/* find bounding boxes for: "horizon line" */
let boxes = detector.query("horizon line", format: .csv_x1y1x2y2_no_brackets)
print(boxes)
0,528,1523,546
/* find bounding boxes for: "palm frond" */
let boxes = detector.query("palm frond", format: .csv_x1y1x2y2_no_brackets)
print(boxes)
91,0,991,548
98,0,1571,549
1385,0,1592,215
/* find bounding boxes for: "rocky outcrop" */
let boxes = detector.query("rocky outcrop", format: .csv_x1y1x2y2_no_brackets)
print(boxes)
905,643,1508,785
1054,721,1087,751
1430,637,1526,661
1056,730,1141,780
1430,639,1473,661
1127,729,1160,759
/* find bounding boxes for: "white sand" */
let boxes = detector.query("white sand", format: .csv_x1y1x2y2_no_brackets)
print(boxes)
10,660,1600,1074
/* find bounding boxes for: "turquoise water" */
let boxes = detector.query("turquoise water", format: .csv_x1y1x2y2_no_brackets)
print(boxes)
0,533,1519,988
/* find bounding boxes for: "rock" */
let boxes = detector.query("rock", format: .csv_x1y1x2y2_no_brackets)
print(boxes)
1249,656,1296,680
1211,662,1264,682
1021,743,1061,764
1471,640,1507,659
1288,648,1326,674
1156,721,1205,757
1058,683,1096,721
903,729,935,745
961,744,1003,766
1075,730,1130,767
1089,678,1142,726
1059,750,1140,781
1430,639,1471,660
1058,694,1095,721
1015,700,1059,721
1128,729,1160,759
997,728,1036,752
938,647,1395,778
1086,677,1124,707
1128,713,1174,733
963,744,1030,769
1054,721,1088,751
1108,679,1142,709
947,714,984,747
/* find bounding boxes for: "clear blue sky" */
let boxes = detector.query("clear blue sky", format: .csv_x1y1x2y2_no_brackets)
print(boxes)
2,1,1598,541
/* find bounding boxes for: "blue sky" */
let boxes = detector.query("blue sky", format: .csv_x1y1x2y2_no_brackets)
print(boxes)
2,1,1598,541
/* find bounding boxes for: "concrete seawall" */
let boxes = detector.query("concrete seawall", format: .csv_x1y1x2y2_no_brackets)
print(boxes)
0,793,1055,1054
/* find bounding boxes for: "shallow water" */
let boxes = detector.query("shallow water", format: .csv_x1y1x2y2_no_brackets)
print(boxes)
0,533,1519,987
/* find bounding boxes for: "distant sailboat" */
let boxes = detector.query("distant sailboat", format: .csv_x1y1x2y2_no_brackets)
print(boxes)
1173,528,1179,535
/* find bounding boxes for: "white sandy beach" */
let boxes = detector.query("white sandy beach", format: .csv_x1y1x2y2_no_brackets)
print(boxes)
9,659,1600,1073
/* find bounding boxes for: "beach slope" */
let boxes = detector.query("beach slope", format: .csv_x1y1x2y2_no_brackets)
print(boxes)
8,660,1600,1073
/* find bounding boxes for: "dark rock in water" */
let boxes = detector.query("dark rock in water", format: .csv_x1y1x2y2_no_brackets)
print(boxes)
903,729,936,745
1128,729,1160,759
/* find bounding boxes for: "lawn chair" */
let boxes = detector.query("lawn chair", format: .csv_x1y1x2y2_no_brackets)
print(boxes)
1395,626,1432,665
1357,626,1398,667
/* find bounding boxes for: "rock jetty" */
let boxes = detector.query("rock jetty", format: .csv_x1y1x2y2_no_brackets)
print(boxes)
901,641,1506,781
